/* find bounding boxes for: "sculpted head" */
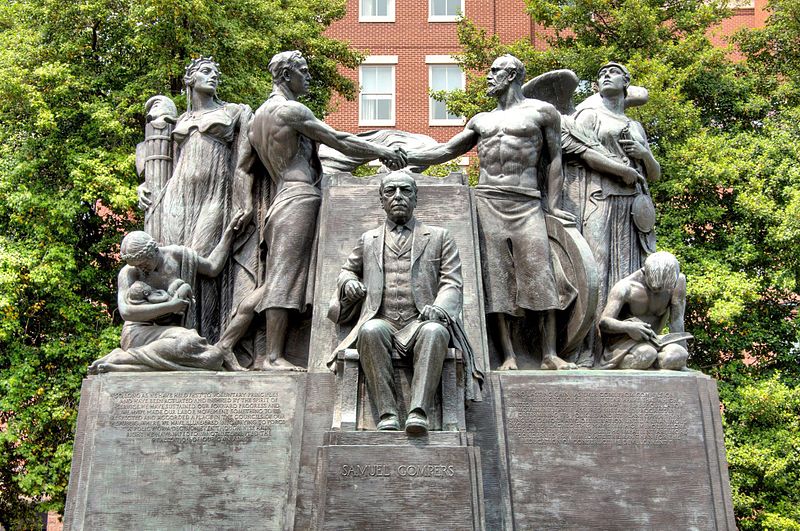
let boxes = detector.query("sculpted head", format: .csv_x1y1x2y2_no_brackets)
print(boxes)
597,61,630,98
379,171,418,225
128,280,153,303
487,54,526,97
643,251,680,293
269,50,310,97
184,57,221,97
144,95,178,122
121,231,160,274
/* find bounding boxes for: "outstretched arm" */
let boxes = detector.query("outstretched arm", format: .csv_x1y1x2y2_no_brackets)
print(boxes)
197,211,245,277
286,103,406,168
406,121,479,166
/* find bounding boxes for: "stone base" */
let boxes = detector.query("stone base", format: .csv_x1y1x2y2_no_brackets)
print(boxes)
63,372,306,530
312,431,485,530
493,370,736,530
63,370,735,530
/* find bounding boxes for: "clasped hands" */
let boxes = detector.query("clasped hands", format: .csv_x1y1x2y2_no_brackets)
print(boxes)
343,279,448,322
380,146,409,171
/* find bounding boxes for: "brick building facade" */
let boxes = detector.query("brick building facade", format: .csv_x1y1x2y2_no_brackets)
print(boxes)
323,0,771,151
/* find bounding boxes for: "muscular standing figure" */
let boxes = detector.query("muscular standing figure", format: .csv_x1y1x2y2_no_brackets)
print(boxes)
222,51,406,370
408,54,576,370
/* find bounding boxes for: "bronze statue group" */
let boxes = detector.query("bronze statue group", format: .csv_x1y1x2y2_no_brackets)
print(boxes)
89,53,691,420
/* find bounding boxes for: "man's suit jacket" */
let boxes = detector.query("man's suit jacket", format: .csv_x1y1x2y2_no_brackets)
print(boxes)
326,218,463,369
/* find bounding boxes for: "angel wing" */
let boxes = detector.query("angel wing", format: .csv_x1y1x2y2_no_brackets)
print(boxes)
522,69,580,115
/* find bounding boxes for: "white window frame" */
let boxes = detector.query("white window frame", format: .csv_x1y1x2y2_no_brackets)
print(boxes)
359,0,395,22
427,56,466,126
359,56,397,127
428,0,464,22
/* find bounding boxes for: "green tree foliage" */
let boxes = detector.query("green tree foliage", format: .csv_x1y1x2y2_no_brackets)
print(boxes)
0,0,360,525
441,0,800,526
719,369,800,530
732,0,800,106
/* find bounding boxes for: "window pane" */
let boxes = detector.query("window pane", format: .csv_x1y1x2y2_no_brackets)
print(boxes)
431,67,447,91
431,100,448,120
375,98,391,119
361,95,392,121
431,0,461,16
361,0,389,17
447,0,461,15
362,66,392,93
430,65,463,121
431,65,462,91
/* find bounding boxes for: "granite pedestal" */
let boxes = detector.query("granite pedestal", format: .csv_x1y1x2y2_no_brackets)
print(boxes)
492,370,736,530
64,372,306,530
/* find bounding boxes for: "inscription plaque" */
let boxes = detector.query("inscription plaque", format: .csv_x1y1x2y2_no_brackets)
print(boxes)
506,390,687,446
110,391,286,443
496,371,736,530
64,373,305,531
314,443,484,530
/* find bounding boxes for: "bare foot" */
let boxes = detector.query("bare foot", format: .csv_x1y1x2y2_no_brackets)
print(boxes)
222,358,248,372
497,357,518,371
218,347,248,372
540,355,578,370
266,357,307,372
250,356,270,371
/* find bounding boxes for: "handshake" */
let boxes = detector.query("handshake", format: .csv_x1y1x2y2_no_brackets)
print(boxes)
379,146,410,171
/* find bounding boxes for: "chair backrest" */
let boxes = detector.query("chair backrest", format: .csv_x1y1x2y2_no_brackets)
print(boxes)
308,172,488,373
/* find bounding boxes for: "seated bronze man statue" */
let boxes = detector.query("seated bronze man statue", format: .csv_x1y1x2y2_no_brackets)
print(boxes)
327,172,465,435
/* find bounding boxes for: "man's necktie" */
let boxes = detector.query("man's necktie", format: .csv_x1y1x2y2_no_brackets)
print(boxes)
393,225,409,249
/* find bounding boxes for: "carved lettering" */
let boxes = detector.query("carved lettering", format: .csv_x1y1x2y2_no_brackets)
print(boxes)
336,463,458,479
340,464,393,477
505,389,687,446
110,392,287,443
397,464,456,477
